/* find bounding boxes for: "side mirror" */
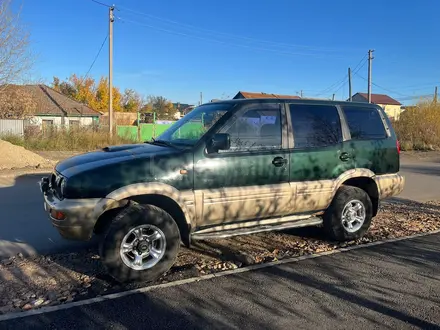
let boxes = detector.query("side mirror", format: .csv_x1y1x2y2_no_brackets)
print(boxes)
208,133,230,153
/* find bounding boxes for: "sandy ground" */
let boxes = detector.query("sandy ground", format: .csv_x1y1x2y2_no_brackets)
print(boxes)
0,141,55,171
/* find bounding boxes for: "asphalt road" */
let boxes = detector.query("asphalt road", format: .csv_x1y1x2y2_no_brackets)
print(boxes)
1,233,439,329
0,154,439,259
0,173,97,259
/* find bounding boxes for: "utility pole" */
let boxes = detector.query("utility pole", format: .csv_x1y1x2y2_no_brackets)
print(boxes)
109,6,114,137
200,92,203,105
348,67,352,101
434,86,438,104
368,49,374,103
332,93,335,101
300,90,303,98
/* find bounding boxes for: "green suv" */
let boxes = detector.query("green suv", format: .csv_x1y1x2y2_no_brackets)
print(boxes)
39,99,404,283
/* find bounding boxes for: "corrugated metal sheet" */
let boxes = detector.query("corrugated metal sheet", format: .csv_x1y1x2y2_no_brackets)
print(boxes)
0,119,24,136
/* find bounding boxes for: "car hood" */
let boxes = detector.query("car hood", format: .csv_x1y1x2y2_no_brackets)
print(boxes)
56,143,178,178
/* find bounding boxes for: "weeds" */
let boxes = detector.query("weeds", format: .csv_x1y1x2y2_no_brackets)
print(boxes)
1,126,135,151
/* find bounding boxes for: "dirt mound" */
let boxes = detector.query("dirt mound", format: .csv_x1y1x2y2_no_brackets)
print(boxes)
0,140,55,170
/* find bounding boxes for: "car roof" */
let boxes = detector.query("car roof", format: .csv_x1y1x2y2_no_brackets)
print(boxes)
206,98,380,108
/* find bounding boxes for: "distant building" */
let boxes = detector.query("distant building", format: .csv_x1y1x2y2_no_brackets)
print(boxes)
233,91,301,100
0,84,101,130
349,93,403,120
172,102,196,118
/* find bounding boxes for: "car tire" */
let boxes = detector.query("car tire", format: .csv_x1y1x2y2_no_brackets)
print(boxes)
99,202,181,283
323,186,373,241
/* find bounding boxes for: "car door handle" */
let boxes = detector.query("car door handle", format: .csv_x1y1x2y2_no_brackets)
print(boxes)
339,152,352,162
272,157,287,167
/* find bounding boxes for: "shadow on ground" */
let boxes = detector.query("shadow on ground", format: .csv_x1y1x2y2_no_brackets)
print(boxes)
1,233,440,329
0,173,97,259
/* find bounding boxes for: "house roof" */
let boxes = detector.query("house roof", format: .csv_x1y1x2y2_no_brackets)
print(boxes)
351,92,402,106
234,91,301,100
0,84,101,117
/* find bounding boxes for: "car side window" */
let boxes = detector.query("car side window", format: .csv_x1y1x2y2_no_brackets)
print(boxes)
342,106,387,139
289,104,342,148
218,106,282,153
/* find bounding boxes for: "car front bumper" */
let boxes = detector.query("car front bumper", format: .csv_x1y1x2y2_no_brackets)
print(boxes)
40,177,102,241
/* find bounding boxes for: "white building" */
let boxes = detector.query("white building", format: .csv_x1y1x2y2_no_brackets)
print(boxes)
2,84,101,130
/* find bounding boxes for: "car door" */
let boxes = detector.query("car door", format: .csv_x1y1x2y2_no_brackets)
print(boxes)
340,104,398,175
287,103,355,214
193,102,291,227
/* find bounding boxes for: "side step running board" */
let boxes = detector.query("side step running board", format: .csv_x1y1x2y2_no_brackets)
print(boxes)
191,217,323,240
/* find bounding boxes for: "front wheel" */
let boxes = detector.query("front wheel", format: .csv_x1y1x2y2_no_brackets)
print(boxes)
99,202,180,283
323,186,373,241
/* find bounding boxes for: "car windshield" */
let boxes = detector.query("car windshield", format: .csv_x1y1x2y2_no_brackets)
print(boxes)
154,103,233,146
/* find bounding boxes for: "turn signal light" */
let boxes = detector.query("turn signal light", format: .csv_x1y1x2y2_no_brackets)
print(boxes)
51,210,66,220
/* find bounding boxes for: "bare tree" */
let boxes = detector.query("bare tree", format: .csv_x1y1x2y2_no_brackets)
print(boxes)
0,86,37,119
0,0,33,86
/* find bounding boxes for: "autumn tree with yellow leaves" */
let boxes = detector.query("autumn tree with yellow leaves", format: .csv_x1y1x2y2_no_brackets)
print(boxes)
51,75,177,120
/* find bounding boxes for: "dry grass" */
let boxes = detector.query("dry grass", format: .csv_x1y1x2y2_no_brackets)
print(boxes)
394,101,440,151
1,126,135,152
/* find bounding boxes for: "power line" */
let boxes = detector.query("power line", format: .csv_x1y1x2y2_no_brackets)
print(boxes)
55,33,108,112
90,0,112,8
352,54,368,73
391,82,440,91
83,34,109,79
353,72,410,97
312,53,368,97
397,94,434,101
313,75,348,97
352,59,367,75
117,5,356,54
118,17,342,59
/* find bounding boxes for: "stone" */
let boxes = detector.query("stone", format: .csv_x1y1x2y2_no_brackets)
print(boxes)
22,303,33,311
235,252,256,266
31,298,45,307
12,300,22,308
47,291,57,301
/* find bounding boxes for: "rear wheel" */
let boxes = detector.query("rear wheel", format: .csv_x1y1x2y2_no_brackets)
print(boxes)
323,186,373,241
99,202,180,283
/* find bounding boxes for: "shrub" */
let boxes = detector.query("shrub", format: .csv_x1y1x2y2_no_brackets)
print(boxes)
394,101,440,151
0,133,25,147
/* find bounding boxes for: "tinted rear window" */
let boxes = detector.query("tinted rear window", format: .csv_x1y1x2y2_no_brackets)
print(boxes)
289,104,342,148
342,106,387,139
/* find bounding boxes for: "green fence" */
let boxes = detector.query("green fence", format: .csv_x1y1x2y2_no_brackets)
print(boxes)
117,123,174,142
117,121,207,142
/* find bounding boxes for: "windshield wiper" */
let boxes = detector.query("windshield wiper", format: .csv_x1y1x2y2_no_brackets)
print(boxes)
145,138,179,149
